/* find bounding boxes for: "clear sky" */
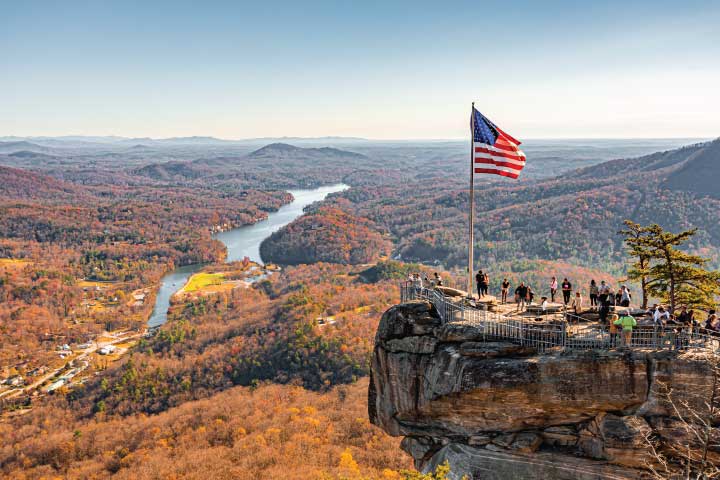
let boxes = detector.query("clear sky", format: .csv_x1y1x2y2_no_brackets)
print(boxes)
2,0,719,139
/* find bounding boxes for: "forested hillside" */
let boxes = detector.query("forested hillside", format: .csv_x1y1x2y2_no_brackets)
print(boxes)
0,262,428,478
1,136,716,479
132,142,376,190
260,206,392,265
267,139,720,276
0,167,291,366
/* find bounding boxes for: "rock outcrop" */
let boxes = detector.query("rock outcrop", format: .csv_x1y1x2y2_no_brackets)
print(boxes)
369,301,719,479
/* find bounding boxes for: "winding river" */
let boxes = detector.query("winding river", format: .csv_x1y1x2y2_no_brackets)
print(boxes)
147,184,349,328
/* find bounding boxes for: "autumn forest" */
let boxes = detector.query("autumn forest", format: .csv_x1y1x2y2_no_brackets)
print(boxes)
1,136,719,478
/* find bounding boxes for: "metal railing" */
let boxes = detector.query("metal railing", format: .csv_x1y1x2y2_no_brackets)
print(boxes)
400,282,720,354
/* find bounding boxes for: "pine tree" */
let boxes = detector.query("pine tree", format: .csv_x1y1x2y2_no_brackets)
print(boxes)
618,220,654,309
639,224,720,312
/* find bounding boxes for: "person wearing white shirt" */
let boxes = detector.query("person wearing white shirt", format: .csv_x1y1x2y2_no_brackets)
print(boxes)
654,306,670,327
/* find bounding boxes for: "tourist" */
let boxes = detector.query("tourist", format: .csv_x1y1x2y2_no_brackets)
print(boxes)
540,296,548,315
571,291,583,315
614,289,622,306
433,272,443,287
423,274,430,288
620,285,632,307
599,297,611,324
483,272,490,297
704,310,718,332
598,280,609,305
550,276,558,303
501,278,510,304
677,306,693,326
527,285,535,304
608,313,620,347
561,278,572,305
654,306,670,328
606,287,616,306
476,270,484,298
614,310,637,347
515,282,528,312
412,273,423,291
589,280,599,309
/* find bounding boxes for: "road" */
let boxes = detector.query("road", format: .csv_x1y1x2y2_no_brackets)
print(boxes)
0,332,143,400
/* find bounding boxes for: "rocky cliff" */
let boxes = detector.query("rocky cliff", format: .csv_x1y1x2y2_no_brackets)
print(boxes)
369,301,719,479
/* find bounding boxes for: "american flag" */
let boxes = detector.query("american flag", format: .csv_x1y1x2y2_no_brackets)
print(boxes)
471,107,526,179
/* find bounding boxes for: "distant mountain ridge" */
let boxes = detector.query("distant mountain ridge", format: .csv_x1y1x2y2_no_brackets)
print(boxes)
247,143,367,160
0,141,52,154
0,135,370,148
133,142,368,184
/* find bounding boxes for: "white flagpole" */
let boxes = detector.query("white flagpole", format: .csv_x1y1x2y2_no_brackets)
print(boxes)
467,102,475,298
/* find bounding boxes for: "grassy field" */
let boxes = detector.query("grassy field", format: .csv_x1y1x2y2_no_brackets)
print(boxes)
77,280,117,288
184,272,226,293
0,258,31,270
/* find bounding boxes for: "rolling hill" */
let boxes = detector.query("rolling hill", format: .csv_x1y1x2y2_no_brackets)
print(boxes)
0,165,86,202
131,142,370,188
0,140,51,154
261,138,720,275
246,142,367,160
663,138,720,199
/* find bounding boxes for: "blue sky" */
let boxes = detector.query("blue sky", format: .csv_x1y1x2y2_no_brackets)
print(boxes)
2,0,719,139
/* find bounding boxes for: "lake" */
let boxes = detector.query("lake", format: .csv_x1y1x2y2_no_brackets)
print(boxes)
147,184,348,328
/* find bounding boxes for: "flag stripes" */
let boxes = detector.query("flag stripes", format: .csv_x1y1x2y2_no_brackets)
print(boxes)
471,107,526,180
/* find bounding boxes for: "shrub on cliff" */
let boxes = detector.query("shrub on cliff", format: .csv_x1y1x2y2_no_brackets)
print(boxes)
359,261,421,283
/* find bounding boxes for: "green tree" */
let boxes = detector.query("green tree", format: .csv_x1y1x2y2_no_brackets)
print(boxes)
640,224,720,312
401,461,467,480
619,220,654,309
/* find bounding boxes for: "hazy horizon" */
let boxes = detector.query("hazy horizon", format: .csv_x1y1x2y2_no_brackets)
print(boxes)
3,1,719,140
1,134,714,143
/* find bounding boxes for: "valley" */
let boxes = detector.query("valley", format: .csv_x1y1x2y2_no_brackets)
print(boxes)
0,135,718,479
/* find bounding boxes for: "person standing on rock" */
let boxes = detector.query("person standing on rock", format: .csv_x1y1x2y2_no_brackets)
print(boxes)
550,276,558,303
620,285,632,307
598,280,609,305
412,273,423,292
589,280,599,309
483,272,490,297
501,278,510,304
561,278,572,305
476,270,487,298
433,272,443,287
515,282,528,312
608,313,620,347
599,296,611,324
614,310,637,347
571,291,583,315
654,306,670,328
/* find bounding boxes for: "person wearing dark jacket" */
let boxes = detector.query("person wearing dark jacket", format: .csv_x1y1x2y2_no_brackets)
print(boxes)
515,283,528,312
561,278,572,305
475,270,484,298
501,278,510,304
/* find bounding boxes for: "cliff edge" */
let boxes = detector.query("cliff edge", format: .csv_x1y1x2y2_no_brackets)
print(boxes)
369,301,718,479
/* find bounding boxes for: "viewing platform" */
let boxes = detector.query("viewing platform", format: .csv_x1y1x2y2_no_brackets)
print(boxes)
400,283,720,354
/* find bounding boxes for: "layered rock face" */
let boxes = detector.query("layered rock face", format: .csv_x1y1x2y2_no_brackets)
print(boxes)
369,301,718,479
